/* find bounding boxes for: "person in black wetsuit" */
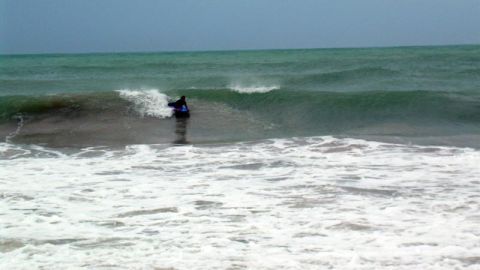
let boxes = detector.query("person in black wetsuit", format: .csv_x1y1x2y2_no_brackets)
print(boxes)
174,96,188,110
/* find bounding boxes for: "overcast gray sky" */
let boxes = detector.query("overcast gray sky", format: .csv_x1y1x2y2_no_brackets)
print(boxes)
1,0,480,54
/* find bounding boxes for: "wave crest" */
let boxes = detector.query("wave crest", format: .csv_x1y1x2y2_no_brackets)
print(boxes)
228,84,279,94
117,89,172,118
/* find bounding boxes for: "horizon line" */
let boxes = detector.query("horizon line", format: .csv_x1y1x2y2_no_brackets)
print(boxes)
1,42,479,57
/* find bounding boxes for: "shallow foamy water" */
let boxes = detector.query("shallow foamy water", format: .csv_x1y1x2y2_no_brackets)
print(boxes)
1,137,479,269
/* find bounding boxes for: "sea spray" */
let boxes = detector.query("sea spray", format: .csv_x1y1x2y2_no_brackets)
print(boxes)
228,84,280,94
117,89,173,118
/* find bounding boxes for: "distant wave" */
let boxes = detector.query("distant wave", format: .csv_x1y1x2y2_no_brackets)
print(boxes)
228,84,280,94
286,67,400,86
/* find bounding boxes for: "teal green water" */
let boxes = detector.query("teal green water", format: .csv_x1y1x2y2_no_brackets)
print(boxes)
1,45,480,147
2,45,480,95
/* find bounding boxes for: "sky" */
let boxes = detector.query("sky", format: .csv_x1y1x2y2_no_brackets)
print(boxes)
1,0,480,54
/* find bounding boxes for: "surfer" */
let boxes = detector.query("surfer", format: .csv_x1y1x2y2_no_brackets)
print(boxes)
173,96,188,110
168,96,190,118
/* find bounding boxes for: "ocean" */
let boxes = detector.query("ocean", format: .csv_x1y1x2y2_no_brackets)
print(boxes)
1,45,480,269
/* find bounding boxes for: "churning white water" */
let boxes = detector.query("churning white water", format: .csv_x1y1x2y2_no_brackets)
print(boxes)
1,136,480,269
117,89,173,118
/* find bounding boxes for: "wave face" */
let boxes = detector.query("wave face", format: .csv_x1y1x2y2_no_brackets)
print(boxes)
1,45,480,147
0,88,479,147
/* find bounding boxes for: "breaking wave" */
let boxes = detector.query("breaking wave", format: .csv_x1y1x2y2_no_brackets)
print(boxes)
117,89,172,118
228,84,280,94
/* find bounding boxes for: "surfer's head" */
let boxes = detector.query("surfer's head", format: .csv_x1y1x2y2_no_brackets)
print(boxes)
181,96,186,100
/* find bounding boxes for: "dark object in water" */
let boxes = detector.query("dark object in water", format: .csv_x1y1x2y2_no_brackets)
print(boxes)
168,102,190,118
174,110,190,118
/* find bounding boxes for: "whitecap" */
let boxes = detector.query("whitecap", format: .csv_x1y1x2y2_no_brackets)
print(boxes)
116,89,173,118
228,84,279,94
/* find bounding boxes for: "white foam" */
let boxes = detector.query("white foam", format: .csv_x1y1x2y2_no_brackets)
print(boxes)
1,137,480,269
117,89,173,118
229,84,279,94
5,115,24,143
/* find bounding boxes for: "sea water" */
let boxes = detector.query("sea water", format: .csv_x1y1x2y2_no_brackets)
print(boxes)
1,45,480,269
